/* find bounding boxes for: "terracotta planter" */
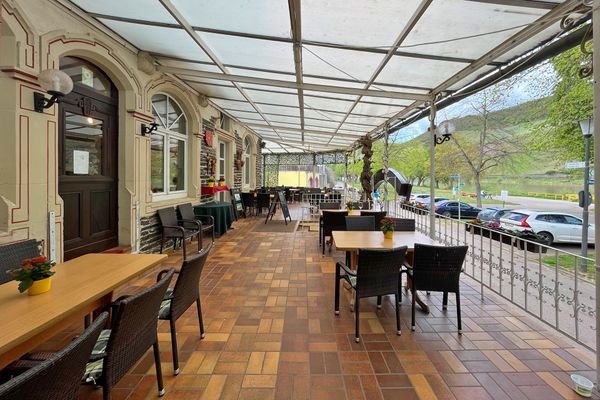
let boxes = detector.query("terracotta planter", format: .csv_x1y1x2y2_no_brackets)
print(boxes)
28,277,52,296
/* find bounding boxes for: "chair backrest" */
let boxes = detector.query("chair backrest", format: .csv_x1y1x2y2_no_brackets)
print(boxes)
103,270,174,388
360,211,387,229
319,202,341,210
322,211,348,236
412,244,468,293
356,247,407,298
345,216,375,231
0,240,41,285
241,193,255,208
177,203,195,221
391,218,415,231
0,312,108,400
256,193,270,208
170,246,210,319
157,207,178,227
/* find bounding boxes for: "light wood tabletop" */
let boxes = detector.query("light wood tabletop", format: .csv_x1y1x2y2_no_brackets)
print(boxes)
320,209,363,216
332,230,435,251
0,253,167,368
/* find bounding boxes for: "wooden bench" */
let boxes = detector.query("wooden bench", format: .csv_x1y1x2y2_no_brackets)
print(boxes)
0,239,42,284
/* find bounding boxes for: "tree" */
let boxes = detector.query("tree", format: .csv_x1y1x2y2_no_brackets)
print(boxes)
449,81,524,207
399,144,429,186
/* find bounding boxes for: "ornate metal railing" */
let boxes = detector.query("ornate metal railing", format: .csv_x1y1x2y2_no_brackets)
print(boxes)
386,201,596,351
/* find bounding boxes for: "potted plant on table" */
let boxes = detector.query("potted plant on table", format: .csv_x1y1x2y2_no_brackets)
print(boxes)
218,176,225,186
7,256,56,295
345,200,354,210
207,176,215,187
380,217,395,239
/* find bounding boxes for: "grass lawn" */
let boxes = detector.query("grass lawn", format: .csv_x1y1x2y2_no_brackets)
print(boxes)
542,254,596,281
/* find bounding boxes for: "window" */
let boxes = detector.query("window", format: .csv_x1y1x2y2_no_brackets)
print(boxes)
564,215,583,225
150,94,187,195
243,137,252,186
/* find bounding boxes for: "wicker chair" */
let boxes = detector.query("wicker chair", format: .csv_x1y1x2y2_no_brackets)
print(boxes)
157,207,200,261
391,218,416,231
345,216,375,231
335,247,407,342
0,240,41,285
0,312,108,400
319,202,341,210
256,193,270,215
158,245,211,375
82,269,175,399
409,244,468,333
178,203,215,246
360,211,387,229
322,210,348,254
241,192,257,216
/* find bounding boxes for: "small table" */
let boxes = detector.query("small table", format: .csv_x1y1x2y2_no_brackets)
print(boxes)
194,202,234,236
0,253,167,369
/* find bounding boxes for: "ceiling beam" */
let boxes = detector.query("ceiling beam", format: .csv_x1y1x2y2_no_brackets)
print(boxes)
465,0,556,9
328,0,433,144
288,0,305,144
244,123,364,139
158,65,429,101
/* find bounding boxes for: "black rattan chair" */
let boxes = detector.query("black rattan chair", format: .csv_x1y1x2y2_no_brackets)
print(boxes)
157,207,200,261
360,211,387,229
409,244,468,333
178,203,215,246
0,240,41,285
158,245,211,375
319,202,341,210
335,247,407,342
345,216,375,231
241,192,257,216
391,218,416,231
256,193,270,215
82,270,175,399
322,210,348,254
0,312,108,400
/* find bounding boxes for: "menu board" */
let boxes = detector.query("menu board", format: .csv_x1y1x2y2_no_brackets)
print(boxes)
278,191,292,223
230,188,243,220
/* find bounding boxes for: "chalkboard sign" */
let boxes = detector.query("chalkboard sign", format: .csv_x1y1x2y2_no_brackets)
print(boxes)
278,191,292,224
230,188,243,220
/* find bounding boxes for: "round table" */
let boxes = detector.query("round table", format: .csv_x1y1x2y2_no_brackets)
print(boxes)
194,202,234,236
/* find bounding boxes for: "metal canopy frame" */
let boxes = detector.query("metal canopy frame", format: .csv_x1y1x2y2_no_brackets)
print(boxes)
68,0,588,153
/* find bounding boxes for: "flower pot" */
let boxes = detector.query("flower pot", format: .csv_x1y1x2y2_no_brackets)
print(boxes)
28,277,52,296
218,181,225,186
383,231,394,239
207,182,215,187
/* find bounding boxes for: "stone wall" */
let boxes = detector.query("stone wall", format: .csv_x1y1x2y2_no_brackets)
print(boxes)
234,131,243,189
256,140,264,188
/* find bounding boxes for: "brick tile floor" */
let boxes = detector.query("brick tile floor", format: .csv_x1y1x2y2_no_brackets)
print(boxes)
68,209,599,399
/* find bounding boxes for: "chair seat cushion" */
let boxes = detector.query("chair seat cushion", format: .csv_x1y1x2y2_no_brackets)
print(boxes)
158,288,174,319
82,329,111,384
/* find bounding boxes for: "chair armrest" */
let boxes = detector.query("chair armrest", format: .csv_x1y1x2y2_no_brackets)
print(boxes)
195,214,215,226
162,224,186,235
157,268,180,282
179,218,201,230
336,261,356,277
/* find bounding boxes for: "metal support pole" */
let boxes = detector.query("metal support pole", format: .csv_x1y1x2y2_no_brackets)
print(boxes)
383,123,390,210
429,100,437,239
344,153,349,201
582,133,591,272
593,0,600,385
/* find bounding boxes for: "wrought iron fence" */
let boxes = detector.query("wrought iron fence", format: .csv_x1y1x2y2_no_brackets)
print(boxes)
385,200,596,352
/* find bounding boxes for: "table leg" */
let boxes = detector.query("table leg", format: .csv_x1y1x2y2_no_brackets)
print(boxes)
405,276,430,314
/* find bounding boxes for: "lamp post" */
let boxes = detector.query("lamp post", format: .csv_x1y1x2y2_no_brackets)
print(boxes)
579,118,594,272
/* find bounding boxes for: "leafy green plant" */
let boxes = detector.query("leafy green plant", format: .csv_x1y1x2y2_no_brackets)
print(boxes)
8,256,55,293
380,217,395,234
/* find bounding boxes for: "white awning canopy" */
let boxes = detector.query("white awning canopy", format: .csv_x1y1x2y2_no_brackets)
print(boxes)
70,0,587,153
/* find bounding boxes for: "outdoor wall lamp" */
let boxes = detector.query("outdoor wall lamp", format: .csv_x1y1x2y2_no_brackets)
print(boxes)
33,69,73,112
434,120,455,146
141,122,159,136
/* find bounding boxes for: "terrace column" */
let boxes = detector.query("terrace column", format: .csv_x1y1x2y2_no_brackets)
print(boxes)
429,100,437,239
383,123,389,210
594,0,600,385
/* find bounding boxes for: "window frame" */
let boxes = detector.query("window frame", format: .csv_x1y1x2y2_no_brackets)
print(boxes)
150,93,188,200
243,136,252,187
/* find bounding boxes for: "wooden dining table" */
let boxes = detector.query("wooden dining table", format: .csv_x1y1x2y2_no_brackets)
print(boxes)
332,230,437,312
0,253,167,369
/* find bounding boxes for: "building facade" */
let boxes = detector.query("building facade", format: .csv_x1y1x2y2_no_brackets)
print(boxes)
0,0,262,261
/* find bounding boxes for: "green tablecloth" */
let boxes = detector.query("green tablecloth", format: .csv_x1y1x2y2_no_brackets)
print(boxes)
194,202,234,236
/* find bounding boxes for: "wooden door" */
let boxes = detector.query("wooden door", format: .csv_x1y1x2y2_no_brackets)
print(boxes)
58,70,118,260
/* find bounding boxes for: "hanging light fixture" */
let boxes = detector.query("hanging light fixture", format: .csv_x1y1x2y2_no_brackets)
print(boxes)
33,69,74,112
434,120,455,146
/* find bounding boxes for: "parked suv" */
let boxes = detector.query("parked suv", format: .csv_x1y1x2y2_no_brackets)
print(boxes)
499,210,595,245
409,193,430,205
476,207,513,225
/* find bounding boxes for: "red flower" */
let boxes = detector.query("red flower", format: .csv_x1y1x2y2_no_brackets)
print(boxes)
22,263,34,270
29,256,47,265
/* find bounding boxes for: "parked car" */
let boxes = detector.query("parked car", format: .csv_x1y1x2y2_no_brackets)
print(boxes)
434,200,481,218
499,209,595,245
409,193,430,205
476,207,513,225
333,183,345,191
416,197,449,209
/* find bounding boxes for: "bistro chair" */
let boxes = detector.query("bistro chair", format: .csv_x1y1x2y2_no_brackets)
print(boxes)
409,244,468,333
158,245,211,375
256,193,271,215
0,313,108,400
157,207,200,261
82,269,175,399
177,203,215,245
345,216,375,231
335,247,407,342
0,239,42,285
360,211,387,229
319,202,341,210
322,210,348,254
241,192,257,216
391,218,416,231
